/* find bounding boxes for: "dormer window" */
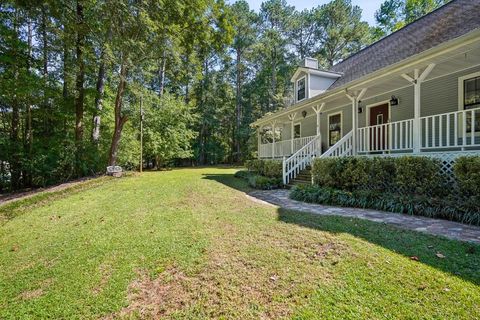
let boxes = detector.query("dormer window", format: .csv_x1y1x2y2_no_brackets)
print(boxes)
297,77,306,101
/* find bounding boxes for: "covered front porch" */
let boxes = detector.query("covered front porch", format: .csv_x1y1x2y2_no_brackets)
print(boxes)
256,36,480,160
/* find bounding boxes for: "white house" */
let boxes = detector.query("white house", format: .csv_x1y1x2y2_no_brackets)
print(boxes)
251,0,480,185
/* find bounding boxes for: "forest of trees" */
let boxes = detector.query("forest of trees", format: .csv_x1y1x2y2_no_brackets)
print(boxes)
0,0,449,192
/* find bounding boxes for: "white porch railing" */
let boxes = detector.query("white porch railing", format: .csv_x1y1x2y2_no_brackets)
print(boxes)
357,119,414,153
320,130,353,158
259,135,316,158
421,107,480,149
283,135,321,185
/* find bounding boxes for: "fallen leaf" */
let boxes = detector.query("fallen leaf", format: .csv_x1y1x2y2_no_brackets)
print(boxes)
436,253,445,259
410,256,419,261
443,287,451,292
269,275,278,282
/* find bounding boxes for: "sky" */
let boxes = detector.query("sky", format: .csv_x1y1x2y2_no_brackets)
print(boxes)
229,0,384,25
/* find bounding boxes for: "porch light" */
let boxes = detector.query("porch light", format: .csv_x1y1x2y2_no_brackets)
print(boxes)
302,110,307,118
390,95,399,106
358,100,363,113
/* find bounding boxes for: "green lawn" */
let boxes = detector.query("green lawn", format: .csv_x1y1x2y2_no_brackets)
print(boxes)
1,168,479,319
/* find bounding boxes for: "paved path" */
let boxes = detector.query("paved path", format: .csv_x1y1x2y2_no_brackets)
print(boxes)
248,189,480,245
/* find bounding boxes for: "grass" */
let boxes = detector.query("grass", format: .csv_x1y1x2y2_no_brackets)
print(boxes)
0,167,479,319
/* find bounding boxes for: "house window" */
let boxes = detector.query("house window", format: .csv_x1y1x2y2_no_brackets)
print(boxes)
297,78,306,101
294,123,301,139
464,76,480,133
328,113,342,146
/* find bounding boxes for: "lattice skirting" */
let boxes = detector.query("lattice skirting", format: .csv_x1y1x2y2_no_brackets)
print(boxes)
361,150,480,184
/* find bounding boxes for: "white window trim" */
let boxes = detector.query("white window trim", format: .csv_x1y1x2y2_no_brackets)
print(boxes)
457,71,480,137
296,76,306,102
327,111,343,146
458,71,480,111
365,100,392,127
293,122,302,139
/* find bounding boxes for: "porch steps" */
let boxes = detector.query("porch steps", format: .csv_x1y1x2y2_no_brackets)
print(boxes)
287,166,312,187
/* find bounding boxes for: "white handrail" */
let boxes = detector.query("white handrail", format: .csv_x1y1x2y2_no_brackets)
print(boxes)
259,135,316,158
421,106,480,149
357,119,413,153
282,135,321,185
320,130,353,158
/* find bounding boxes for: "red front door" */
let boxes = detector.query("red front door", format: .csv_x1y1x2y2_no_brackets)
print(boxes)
369,104,389,151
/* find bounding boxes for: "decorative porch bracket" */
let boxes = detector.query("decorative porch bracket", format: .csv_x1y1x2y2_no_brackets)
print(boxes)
401,63,435,152
287,112,297,155
346,88,368,155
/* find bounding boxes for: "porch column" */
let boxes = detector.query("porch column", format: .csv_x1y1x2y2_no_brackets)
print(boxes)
346,88,367,155
312,103,325,155
257,125,261,159
271,120,277,159
401,63,435,153
288,113,297,155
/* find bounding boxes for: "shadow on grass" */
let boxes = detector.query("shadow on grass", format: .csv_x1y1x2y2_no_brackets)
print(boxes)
204,172,480,286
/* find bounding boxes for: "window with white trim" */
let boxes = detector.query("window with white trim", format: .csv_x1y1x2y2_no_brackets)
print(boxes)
293,123,301,139
297,78,306,101
329,113,342,146
463,76,480,133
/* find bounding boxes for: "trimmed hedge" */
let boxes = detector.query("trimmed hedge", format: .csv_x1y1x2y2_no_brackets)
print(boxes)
291,185,480,226
312,156,446,196
245,159,282,178
454,156,480,198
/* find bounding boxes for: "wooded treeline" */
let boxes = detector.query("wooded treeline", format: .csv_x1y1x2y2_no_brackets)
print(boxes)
0,0,448,192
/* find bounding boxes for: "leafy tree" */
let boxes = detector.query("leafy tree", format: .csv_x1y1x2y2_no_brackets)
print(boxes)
313,0,371,68
375,0,450,36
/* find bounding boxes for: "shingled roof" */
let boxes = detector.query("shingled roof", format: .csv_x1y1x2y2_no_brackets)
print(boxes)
328,0,480,89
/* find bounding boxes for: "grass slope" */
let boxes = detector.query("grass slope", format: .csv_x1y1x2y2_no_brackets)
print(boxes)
0,168,479,319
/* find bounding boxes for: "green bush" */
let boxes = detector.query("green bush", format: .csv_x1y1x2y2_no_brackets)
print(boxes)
454,156,480,198
248,175,282,190
245,159,264,174
290,185,480,226
312,156,445,196
244,159,282,178
394,156,445,196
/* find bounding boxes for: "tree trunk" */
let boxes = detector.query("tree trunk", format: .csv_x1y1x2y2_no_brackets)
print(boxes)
92,46,106,143
235,48,242,162
108,60,129,166
158,48,166,97
75,0,85,171
271,47,277,111
10,9,21,190
24,17,34,187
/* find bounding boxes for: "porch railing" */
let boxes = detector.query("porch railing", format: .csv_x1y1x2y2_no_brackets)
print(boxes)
421,107,480,149
259,135,316,158
357,119,414,153
283,135,321,185
320,130,353,158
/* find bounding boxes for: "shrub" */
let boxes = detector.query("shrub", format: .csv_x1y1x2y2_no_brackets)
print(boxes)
394,156,445,196
312,156,445,196
248,175,282,190
263,160,282,178
245,159,264,173
454,156,480,198
244,159,282,178
290,185,480,226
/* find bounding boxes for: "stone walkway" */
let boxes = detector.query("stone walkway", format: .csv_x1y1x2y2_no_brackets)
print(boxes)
247,189,480,245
